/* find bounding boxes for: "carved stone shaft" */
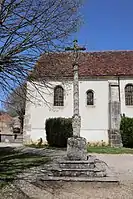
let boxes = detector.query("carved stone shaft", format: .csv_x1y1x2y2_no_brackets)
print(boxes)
73,64,81,137
72,115,81,137
73,64,79,116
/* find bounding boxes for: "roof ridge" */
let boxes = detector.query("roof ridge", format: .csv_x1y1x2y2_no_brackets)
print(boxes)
40,50,133,56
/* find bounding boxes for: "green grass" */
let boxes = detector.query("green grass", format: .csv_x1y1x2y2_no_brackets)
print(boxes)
87,146,133,154
26,143,133,154
0,147,49,188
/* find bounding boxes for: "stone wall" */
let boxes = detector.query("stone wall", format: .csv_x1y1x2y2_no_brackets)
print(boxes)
108,83,122,147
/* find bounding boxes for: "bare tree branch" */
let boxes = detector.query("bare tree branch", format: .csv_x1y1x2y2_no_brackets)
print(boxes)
0,0,83,101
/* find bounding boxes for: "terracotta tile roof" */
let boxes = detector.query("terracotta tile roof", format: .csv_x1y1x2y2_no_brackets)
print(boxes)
0,113,13,123
31,51,133,79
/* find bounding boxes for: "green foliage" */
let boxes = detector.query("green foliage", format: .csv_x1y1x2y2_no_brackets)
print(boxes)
120,116,133,148
45,117,73,147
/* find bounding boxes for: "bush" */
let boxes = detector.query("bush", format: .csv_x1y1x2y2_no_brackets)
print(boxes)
120,116,133,148
45,117,73,147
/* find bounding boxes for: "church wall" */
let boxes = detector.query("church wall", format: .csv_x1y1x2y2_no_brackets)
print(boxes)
24,77,133,145
107,78,133,118
24,80,109,144
120,79,133,117
79,80,109,143
23,81,73,143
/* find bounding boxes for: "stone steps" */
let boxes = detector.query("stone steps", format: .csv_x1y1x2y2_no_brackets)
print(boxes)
59,160,97,169
47,157,108,178
49,168,106,177
38,176,119,184
51,168,105,172
59,160,96,164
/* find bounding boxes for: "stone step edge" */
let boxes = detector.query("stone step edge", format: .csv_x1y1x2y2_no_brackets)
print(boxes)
50,168,105,172
58,160,98,164
38,176,119,183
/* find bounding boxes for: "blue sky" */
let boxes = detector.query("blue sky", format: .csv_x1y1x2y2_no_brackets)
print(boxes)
73,0,133,51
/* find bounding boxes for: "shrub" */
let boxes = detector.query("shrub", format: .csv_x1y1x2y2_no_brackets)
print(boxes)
45,117,73,147
120,116,133,148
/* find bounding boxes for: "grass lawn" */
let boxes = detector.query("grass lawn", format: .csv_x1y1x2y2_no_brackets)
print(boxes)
0,147,49,188
87,146,133,154
27,143,133,154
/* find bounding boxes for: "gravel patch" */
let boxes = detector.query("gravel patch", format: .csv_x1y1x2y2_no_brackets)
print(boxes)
95,153,133,182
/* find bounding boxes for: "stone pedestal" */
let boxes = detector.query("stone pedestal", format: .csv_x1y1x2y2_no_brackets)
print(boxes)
67,137,87,160
49,159,107,177
45,137,109,179
108,130,123,147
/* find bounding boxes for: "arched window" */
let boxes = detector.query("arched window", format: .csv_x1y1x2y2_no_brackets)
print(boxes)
54,86,64,106
86,90,94,105
125,84,133,106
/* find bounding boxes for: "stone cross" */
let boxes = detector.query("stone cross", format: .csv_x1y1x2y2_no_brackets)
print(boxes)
65,40,86,137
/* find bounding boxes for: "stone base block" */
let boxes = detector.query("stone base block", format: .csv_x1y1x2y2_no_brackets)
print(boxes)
67,137,87,160
108,130,123,147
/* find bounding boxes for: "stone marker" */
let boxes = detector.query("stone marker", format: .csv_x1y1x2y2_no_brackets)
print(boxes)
67,136,87,160
65,40,87,160
38,41,116,181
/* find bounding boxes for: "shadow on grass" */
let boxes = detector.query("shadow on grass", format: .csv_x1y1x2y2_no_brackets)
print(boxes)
26,144,67,151
0,147,49,188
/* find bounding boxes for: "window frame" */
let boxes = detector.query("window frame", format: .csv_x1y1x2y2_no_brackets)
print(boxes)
125,84,133,106
53,85,64,106
86,89,94,106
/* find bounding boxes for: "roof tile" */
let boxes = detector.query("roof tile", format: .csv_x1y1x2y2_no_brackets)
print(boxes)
32,51,133,79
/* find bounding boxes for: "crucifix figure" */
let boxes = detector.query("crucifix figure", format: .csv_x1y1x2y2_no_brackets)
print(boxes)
65,40,86,137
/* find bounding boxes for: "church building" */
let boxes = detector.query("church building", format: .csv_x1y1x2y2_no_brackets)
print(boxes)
23,51,133,146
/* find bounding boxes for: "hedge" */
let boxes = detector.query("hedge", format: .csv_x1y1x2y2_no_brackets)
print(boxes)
45,117,73,147
120,116,133,148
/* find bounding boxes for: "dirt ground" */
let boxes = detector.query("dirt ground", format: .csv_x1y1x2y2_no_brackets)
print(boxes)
1,180,133,199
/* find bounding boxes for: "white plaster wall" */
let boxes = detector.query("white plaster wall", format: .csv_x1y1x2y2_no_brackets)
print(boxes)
79,80,109,142
24,80,109,143
120,79,133,117
24,81,73,143
81,129,108,143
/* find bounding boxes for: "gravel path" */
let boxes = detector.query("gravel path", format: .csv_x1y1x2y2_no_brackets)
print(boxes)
95,153,133,182
1,180,133,199
1,147,133,198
